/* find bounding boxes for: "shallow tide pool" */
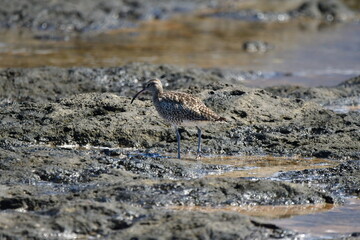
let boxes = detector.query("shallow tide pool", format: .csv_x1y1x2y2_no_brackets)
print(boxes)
0,15,359,88
169,198,360,239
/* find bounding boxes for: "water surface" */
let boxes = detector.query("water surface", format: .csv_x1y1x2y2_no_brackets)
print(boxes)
0,16,359,87
170,198,360,239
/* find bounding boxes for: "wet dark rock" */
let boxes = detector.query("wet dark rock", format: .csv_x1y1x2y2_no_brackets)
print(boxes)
205,0,355,23
203,10,291,22
266,75,360,100
338,75,360,87
0,142,337,205
91,177,337,207
290,0,355,21
0,66,359,159
313,150,333,158
0,202,299,239
41,201,148,236
110,211,298,240
105,153,248,180
265,75,360,112
33,34,70,41
0,63,359,239
0,201,149,239
0,0,220,34
0,0,356,39
205,68,265,83
0,0,229,37
243,40,274,53
276,160,360,196
0,63,231,103
349,232,360,238
1,92,357,159
0,142,325,239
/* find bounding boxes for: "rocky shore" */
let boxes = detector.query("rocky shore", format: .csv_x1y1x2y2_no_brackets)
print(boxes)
0,0,359,239
0,63,359,239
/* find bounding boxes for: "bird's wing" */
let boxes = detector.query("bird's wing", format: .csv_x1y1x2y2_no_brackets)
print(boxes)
160,92,222,121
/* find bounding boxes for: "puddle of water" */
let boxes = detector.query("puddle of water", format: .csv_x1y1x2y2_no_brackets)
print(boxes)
197,155,338,178
154,153,339,179
325,104,360,113
169,203,335,219
0,15,359,87
51,144,338,179
49,143,340,179
272,198,360,239
168,198,360,239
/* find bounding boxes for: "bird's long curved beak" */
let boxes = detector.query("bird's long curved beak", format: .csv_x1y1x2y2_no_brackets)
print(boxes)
131,88,146,104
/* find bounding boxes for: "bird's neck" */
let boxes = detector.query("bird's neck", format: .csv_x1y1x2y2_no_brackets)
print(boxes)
152,88,163,103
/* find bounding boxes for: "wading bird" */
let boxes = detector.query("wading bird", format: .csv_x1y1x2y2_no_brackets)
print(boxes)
131,79,226,159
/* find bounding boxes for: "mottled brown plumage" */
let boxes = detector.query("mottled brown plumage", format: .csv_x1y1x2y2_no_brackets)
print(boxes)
131,79,226,159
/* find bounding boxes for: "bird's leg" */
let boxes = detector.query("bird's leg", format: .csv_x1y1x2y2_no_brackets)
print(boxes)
175,127,181,159
196,126,202,157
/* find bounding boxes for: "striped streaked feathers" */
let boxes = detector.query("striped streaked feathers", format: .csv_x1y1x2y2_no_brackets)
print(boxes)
131,79,226,126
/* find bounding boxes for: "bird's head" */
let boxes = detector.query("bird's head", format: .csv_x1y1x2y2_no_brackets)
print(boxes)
131,78,163,104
